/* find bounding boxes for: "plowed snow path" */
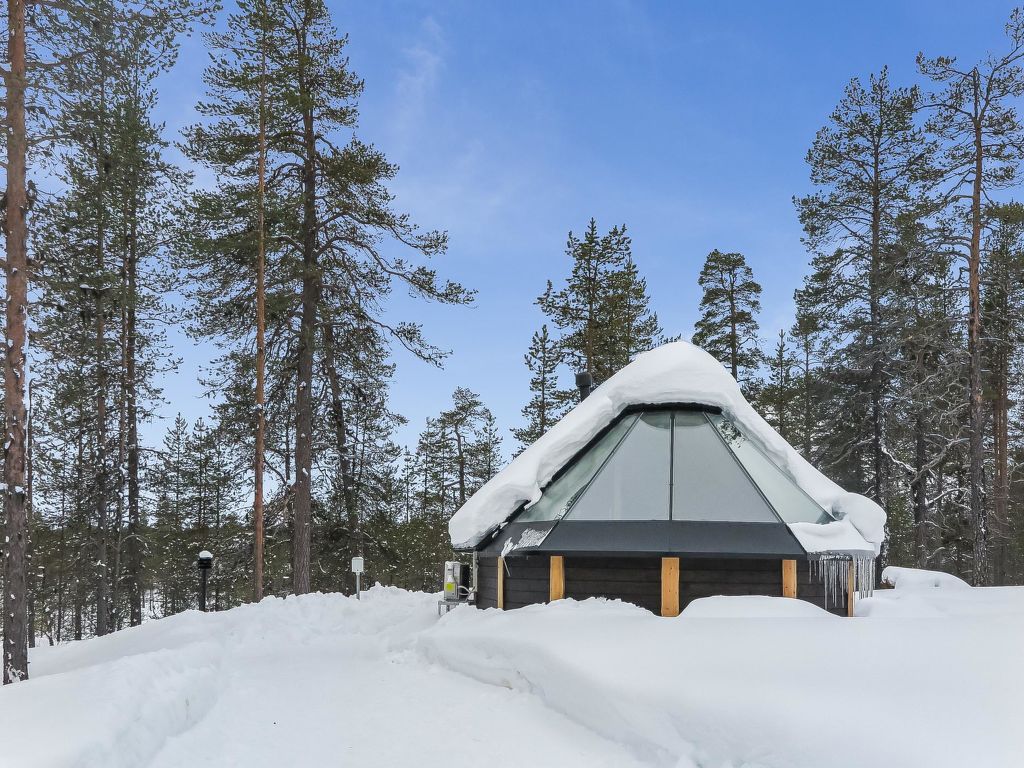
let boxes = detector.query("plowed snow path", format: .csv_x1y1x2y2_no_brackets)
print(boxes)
1,589,647,768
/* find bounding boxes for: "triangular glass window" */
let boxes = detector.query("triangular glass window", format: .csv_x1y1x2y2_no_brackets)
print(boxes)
516,415,638,522
670,411,779,522
518,408,831,526
708,414,833,524
564,411,671,520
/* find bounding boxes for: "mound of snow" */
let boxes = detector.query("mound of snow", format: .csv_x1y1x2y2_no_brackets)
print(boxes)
856,592,947,618
448,341,885,554
881,566,970,589
422,587,1024,768
681,595,836,618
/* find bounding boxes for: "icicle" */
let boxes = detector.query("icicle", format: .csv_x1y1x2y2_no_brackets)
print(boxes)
810,552,876,609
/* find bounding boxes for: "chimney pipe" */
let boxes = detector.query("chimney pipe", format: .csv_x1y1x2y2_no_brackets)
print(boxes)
575,371,594,402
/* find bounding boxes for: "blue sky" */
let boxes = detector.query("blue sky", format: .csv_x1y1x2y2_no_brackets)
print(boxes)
151,0,1018,453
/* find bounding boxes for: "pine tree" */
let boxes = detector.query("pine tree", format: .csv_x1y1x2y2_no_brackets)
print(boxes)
536,218,663,414
184,0,471,595
762,330,798,442
148,415,193,616
513,325,566,451
981,204,1024,582
602,256,663,374
692,249,763,392
789,303,828,460
796,67,931,529
2,0,31,683
919,12,1024,583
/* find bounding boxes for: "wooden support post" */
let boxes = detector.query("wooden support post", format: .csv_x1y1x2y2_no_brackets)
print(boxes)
846,560,856,617
782,559,797,598
497,557,505,610
661,557,680,617
549,555,565,602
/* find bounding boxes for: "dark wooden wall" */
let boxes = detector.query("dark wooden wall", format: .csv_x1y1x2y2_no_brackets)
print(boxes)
564,556,661,613
475,554,848,616
795,559,848,617
476,556,499,609
679,558,781,610
500,554,550,609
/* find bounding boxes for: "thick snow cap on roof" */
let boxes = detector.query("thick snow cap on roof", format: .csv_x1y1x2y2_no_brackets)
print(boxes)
449,341,886,555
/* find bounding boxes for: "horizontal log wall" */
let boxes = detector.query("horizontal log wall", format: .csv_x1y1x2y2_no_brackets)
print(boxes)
679,558,782,610
476,556,499,610
475,555,850,616
564,556,662,614
501,554,551,609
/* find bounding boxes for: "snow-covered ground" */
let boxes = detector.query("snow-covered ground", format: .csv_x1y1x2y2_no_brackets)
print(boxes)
3,578,1023,768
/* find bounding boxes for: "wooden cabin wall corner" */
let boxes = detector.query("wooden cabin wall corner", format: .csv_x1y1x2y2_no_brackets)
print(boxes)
661,557,680,617
782,559,797,598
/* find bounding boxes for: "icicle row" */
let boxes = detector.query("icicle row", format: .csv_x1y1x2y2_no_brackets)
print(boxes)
809,553,875,609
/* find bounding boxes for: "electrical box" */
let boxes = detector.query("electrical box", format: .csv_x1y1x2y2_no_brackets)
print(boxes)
439,560,472,614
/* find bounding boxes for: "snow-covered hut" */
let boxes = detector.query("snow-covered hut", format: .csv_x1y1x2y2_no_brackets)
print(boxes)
449,342,886,616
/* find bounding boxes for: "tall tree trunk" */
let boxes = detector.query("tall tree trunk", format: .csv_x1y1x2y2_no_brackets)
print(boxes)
94,195,110,636
728,278,738,380
455,430,466,506
92,40,112,634
292,44,318,595
991,384,1009,582
3,0,30,684
869,149,885,510
126,196,142,625
322,325,358,531
968,110,988,586
26,381,34,648
801,339,812,457
253,0,268,601
913,384,929,568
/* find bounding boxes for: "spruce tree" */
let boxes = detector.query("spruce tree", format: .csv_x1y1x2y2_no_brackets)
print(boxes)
513,325,566,451
537,218,663,407
691,249,763,392
762,330,798,442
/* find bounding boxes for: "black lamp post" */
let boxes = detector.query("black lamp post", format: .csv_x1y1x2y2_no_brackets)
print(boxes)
197,550,214,612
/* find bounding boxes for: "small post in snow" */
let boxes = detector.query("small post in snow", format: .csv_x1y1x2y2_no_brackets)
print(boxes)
198,550,214,612
351,556,364,600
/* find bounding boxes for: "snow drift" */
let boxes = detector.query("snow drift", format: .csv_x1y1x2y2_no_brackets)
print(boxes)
2,576,1023,768
449,341,886,554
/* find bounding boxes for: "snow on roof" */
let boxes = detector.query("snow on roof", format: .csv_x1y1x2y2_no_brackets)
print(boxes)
449,341,886,554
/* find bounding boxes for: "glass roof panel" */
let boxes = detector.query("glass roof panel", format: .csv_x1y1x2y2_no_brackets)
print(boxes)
671,411,779,522
564,411,671,520
516,415,638,522
708,414,834,524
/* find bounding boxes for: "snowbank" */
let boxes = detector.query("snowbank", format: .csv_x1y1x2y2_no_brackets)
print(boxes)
3,586,1023,768
880,566,970,590
423,594,1024,768
449,341,886,554
681,595,836,618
